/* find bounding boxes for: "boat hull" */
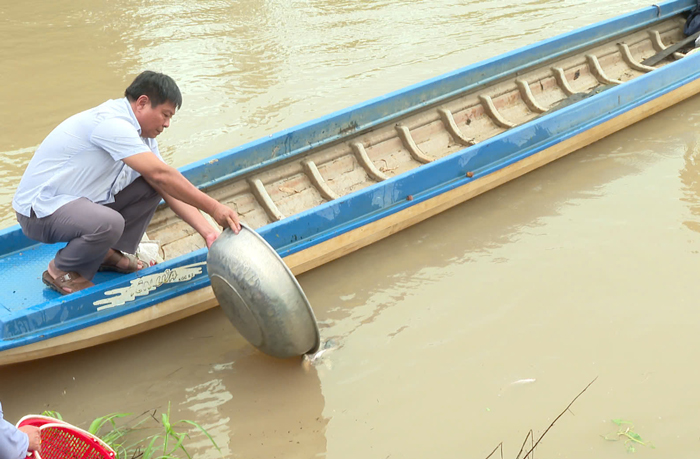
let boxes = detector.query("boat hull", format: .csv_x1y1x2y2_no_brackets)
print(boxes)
4,65,700,366
2,0,699,365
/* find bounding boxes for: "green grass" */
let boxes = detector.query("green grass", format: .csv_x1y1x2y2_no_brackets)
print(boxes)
42,403,223,459
602,419,655,453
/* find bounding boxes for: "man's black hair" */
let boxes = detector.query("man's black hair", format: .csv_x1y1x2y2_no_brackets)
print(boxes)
124,71,182,109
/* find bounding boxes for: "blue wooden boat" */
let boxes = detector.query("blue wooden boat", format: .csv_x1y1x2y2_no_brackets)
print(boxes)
2,0,700,365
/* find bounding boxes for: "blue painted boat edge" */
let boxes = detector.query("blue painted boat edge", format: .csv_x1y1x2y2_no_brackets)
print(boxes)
3,52,698,354
0,250,210,347
176,0,695,191
0,224,38,256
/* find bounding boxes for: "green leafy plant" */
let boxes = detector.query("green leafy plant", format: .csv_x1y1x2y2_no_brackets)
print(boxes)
42,403,223,459
86,412,135,458
602,419,655,453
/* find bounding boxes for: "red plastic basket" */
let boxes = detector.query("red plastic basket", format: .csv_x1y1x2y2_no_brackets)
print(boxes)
17,416,115,459
16,415,69,429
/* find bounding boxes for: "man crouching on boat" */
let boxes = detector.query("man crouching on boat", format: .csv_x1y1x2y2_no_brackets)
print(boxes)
12,71,240,295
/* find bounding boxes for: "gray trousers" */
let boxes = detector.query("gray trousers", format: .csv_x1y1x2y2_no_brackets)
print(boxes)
16,177,161,280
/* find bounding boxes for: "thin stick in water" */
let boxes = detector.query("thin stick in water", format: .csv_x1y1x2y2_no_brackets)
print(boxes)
521,377,598,459
484,442,504,459
514,430,533,459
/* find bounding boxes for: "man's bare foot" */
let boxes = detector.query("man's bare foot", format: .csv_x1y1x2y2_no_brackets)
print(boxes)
47,259,62,280
103,249,144,271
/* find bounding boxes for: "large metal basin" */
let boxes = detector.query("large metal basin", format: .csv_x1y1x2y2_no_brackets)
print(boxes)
207,224,320,358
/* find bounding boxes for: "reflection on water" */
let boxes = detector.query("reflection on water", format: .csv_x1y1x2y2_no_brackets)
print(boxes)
183,377,234,456
4,0,700,458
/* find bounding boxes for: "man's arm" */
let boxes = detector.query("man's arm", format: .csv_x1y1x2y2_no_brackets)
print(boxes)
122,151,240,233
0,417,37,459
157,187,221,248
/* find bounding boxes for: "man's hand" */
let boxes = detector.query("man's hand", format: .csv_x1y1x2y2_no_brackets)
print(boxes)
19,425,41,453
211,203,241,234
204,231,219,249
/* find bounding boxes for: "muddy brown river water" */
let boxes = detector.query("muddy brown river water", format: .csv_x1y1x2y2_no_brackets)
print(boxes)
3,0,700,458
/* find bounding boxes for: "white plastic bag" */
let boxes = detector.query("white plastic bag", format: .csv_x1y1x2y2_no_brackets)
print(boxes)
136,234,164,266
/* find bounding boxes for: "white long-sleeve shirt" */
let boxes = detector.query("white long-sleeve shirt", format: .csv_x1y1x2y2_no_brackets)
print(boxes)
0,402,28,459
12,97,161,219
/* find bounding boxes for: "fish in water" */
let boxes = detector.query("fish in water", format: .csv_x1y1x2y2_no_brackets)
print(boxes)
301,339,338,372
509,378,536,386
497,378,537,396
